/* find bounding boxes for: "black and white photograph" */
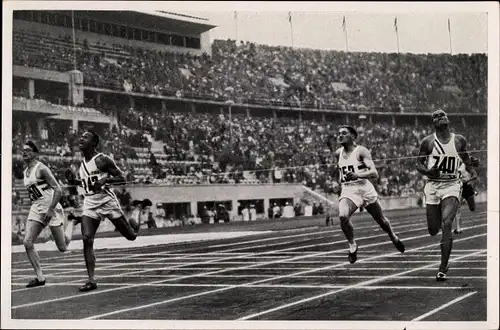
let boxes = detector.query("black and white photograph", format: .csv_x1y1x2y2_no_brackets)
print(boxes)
2,1,499,329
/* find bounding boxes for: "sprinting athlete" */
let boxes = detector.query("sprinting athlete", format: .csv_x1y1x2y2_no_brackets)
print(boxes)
65,131,139,292
454,157,479,234
416,109,477,281
22,141,76,288
332,125,405,264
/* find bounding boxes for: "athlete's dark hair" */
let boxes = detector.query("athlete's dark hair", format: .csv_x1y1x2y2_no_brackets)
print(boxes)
431,109,447,117
24,140,39,153
340,125,358,139
86,131,100,148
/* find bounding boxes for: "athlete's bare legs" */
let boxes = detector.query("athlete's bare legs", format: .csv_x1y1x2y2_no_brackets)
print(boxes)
364,200,405,253
80,216,101,291
338,198,360,263
439,197,459,275
49,217,76,251
427,196,459,280
426,204,442,236
453,201,463,234
23,220,46,287
109,215,137,240
466,196,476,212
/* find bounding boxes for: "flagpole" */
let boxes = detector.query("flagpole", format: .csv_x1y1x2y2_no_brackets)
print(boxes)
342,16,349,52
234,11,238,41
71,11,77,70
448,18,453,55
394,17,400,54
288,12,294,48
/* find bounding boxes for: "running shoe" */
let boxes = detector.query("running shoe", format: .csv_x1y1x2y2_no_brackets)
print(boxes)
26,278,45,288
79,281,97,292
393,239,405,253
453,229,463,234
436,266,450,282
436,272,447,281
348,245,358,264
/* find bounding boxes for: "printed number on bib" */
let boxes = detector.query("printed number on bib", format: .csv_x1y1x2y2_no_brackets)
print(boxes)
27,184,43,201
433,156,456,174
82,175,99,193
341,165,355,182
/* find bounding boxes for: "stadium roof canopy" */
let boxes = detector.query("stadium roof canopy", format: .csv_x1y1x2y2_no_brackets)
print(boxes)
70,10,216,35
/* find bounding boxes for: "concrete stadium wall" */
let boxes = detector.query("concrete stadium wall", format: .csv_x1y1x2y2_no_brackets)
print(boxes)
13,65,70,83
125,183,305,217
125,183,304,204
12,190,488,238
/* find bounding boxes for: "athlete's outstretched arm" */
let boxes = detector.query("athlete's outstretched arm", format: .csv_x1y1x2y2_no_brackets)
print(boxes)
94,155,126,190
456,134,478,181
40,165,63,217
332,149,341,183
416,137,439,178
356,146,378,179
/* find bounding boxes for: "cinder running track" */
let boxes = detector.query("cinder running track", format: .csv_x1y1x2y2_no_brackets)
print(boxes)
11,205,487,321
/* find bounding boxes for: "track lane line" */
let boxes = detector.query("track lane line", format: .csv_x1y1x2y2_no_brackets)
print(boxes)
82,228,486,320
411,291,478,321
11,214,484,274
15,217,475,281
9,221,442,297
11,210,437,266
11,274,487,280
12,266,488,283
11,228,340,267
9,282,477,290
12,219,486,303
11,213,482,273
11,213,486,299
11,233,346,292
12,218,429,291
238,248,486,320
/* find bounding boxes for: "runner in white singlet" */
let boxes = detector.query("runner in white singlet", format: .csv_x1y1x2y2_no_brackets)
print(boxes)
330,126,405,264
78,152,124,221
65,131,139,292
22,141,76,288
417,109,477,281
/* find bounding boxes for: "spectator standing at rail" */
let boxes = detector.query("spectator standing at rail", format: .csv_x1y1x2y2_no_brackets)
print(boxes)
242,205,250,221
304,202,313,217
294,203,302,217
249,204,257,221
218,204,230,223
283,202,294,218
272,203,281,218
312,202,319,216
200,206,210,224
141,199,157,229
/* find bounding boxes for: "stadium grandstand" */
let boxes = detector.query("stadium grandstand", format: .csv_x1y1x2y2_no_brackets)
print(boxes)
11,10,487,230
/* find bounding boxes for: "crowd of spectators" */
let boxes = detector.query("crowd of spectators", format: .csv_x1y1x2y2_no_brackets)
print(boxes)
12,109,488,200
13,30,487,113
72,90,489,195
11,28,488,203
